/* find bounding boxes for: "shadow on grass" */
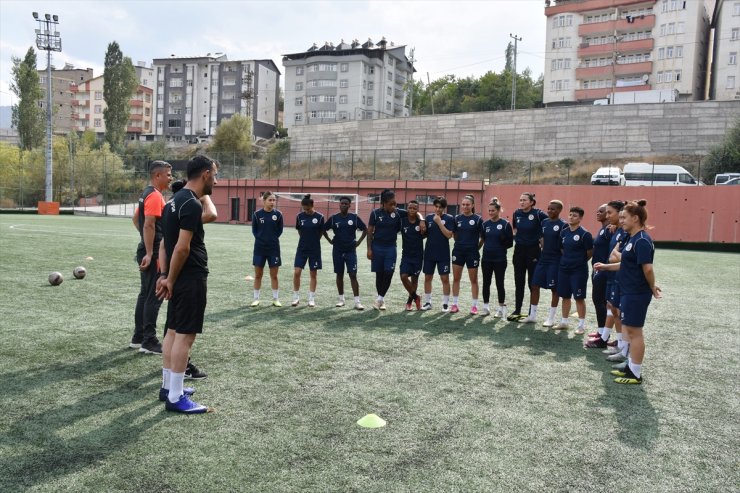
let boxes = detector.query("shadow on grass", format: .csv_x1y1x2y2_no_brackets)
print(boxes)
584,349,659,450
0,351,169,490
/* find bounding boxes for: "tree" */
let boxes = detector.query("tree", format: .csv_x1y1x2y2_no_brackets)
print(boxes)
103,41,138,152
703,118,740,181
10,47,45,150
210,114,253,156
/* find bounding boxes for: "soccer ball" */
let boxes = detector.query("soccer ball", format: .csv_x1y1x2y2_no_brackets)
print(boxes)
73,266,87,279
48,272,64,286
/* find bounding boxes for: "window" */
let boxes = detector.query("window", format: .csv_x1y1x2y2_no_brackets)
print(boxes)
185,107,191,115
734,2,740,15
168,119,181,128
387,86,392,96
94,118,101,128
727,76,736,89
386,101,391,111
676,46,683,58
95,91,102,100
661,0,667,12
363,80,366,89
660,24,666,36
169,78,183,87
187,80,193,87
667,23,675,35
339,95,348,104
145,108,150,116
295,113,303,122
94,105,102,114
676,22,684,34
296,67,304,75
731,52,738,65
308,95,318,103
667,46,674,58
158,81,164,87
295,82,303,91
387,72,393,81
340,79,348,88
157,121,163,128
368,81,374,90
369,66,374,74
675,69,681,81
665,71,673,82
733,28,740,41
338,111,348,120
157,108,163,115
340,63,348,72
362,96,365,105
367,97,374,106
145,93,151,102
295,97,303,106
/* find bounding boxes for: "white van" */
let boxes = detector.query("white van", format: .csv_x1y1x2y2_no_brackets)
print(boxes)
590,166,625,186
715,173,740,185
623,163,699,186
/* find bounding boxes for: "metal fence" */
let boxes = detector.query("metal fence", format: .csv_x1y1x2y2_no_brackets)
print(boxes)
0,145,708,214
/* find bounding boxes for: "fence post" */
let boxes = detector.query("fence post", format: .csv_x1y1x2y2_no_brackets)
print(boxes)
398,149,402,180
103,154,108,216
287,150,292,179
449,148,453,179
529,161,532,184
308,151,312,180
422,148,426,180
329,150,332,181
350,150,355,179
697,158,701,185
373,149,377,179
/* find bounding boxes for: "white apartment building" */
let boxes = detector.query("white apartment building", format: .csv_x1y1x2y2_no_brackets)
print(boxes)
710,0,740,99
543,0,711,104
282,38,415,131
151,54,280,141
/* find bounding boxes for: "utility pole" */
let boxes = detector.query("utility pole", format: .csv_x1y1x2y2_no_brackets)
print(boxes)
427,72,434,115
510,33,522,111
33,12,62,203
408,47,415,115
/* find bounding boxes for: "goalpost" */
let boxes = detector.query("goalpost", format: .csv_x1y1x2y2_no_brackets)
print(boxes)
273,192,361,218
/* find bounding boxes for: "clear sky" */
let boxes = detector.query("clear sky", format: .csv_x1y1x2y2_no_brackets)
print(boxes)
0,0,548,106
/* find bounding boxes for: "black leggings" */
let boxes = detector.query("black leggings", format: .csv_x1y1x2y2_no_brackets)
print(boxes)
591,270,608,327
481,260,507,304
512,244,540,313
376,270,395,297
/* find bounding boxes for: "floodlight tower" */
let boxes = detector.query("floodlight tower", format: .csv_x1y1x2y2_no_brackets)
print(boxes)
33,12,62,203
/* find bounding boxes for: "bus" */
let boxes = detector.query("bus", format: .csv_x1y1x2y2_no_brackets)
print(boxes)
623,163,699,186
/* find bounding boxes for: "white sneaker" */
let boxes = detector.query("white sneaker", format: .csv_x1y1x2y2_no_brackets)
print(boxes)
378,301,387,311
421,302,432,311
553,322,570,330
336,299,345,307
483,307,491,316
606,352,627,362
493,307,502,318
603,346,620,355
291,299,300,307
574,326,585,335
250,299,260,307
308,299,316,308
542,318,554,327
521,315,537,324
354,301,365,311
500,307,507,319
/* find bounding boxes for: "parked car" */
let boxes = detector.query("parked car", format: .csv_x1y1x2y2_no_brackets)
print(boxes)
623,163,700,186
719,177,740,185
590,167,625,186
714,173,740,185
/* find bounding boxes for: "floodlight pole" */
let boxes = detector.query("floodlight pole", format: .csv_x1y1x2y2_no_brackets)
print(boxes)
510,33,522,111
33,12,62,203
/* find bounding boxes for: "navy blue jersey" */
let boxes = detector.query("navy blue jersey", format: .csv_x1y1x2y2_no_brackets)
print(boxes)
481,218,514,263
425,213,455,260
592,224,613,265
162,189,208,280
296,211,325,253
325,212,366,253
618,230,654,295
401,216,424,260
454,213,484,250
252,208,283,254
606,228,628,282
540,218,567,263
513,208,548,246
560,226,594,270
368,207,407,246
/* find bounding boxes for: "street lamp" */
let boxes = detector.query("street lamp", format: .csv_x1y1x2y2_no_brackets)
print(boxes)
33,12,62,203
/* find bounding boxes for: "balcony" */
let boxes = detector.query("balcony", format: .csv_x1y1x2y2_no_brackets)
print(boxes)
394,89,404,99
546,0,650,15
576,61,652,79
578,37,653,57
127,126,144,133
130,99,144,107
578,14,655,36
129,113,143,121
575,83,652,101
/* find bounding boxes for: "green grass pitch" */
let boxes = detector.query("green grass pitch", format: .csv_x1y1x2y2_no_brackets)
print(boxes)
1,214,738,492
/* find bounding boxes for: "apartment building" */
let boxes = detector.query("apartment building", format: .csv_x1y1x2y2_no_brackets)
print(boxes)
38,64,94,134
543,0,711,105
151,54,280,141
282,38,415,130
70,75,154,140
710,0,740,100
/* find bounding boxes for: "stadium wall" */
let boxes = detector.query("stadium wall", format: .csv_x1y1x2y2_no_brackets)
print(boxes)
212,181,740,244
286,101,740,161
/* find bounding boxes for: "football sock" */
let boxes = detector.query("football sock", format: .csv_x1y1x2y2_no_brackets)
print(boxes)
598,327,605,336
424,293,432,303
616,332,623,342
628,359,642,378
529,305,538,317
168,371,185,403
548,307,557,320
578,318,585,328
561,317,569,324
338,294,345,302
292,291,300,300
443,295,450,305
253,289,260,300
471,299,478,308
452,296,459,305
601,328,611,341
621,342,630,357
162,368,171,389
354,296,361,304
272,289,279,299
483,303,490,311
308,291,315,300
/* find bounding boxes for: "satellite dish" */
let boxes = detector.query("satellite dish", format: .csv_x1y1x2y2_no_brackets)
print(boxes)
642,74,649,83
